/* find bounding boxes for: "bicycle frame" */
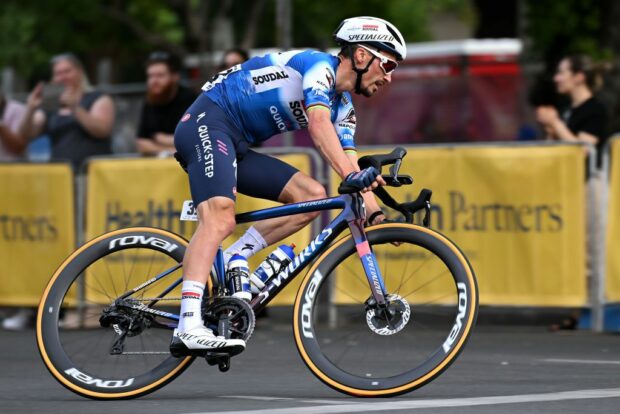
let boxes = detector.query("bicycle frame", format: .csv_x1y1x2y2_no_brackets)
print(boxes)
117,192,389,325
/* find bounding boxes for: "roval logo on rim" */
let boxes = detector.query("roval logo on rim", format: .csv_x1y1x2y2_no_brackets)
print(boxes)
442,282,468,353
108,235,178,252
64,368,134,388
301,270,323,338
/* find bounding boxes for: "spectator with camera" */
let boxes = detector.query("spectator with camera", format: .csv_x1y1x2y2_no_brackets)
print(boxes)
135,52,197,157
18,53,115,170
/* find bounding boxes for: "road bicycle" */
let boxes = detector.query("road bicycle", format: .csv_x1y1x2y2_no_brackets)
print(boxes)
36,147,478,399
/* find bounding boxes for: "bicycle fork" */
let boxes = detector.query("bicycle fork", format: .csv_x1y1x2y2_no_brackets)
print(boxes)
347,196,388,308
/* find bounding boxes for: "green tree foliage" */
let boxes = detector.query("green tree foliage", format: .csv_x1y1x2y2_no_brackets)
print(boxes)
0,0,186,81
525,0,610,61
288,0,472,49
0,0,471,82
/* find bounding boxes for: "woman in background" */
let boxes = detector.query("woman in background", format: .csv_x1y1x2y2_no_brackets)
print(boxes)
537,55,609,331
19,53,115,171
536,54,609,168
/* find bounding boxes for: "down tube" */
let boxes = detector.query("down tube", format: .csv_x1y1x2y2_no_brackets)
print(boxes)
249,217,349,312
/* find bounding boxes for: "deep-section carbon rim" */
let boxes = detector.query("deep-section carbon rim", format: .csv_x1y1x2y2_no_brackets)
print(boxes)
293,224,478,397
37,227,195,399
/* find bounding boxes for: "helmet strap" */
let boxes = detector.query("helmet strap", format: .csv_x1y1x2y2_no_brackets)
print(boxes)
349,45,376,95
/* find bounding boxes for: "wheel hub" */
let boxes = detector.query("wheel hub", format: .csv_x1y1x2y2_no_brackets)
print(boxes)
366,294,411,335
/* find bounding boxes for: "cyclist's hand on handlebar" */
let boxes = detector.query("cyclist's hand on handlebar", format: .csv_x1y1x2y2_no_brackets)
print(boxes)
345,167,385,193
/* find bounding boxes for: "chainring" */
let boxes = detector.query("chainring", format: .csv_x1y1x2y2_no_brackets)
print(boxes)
366,294,411,336
202,296,255,341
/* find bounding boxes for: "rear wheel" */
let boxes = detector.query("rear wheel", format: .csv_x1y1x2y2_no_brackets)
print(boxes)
37,227,194,400
293,223,478,397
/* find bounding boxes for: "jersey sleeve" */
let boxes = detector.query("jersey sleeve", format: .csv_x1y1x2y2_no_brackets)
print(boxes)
301,53,336,110
334,93,356,153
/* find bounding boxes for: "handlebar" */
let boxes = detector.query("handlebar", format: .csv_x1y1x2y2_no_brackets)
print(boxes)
337,147,432,227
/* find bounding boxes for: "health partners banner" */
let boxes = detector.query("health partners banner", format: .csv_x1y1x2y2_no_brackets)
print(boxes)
605,139,620,302
85,154,312,305
0,163,75,306
331,145,587,307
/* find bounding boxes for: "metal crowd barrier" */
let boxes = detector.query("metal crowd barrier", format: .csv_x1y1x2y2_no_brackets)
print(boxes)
1,141,616,331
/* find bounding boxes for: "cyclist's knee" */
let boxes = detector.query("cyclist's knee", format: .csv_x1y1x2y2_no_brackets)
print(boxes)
281,174,326,203
305,181,327,201
197,197,236,237
300,181,326,221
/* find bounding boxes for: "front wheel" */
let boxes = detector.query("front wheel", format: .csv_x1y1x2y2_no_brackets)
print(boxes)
293,223,478,397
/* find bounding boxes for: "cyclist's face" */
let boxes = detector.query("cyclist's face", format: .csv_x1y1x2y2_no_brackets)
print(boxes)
147,63,179,95
359,49,395,98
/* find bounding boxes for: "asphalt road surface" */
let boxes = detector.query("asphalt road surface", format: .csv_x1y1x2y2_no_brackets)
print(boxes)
2,310,620,414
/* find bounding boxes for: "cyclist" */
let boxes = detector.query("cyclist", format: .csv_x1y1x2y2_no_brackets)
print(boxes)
170,16,406,356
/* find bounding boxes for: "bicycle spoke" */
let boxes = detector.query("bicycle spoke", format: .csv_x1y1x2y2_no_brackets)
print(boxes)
400,268,451,300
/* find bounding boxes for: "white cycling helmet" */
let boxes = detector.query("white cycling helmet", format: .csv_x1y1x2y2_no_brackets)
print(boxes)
334,16,406,61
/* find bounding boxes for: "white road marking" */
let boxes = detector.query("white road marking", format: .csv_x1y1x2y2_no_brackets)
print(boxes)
543,358,620,365
187,388,620,414
219,395,354,405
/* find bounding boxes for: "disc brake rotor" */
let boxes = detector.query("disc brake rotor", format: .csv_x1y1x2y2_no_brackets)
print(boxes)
366,294,411,335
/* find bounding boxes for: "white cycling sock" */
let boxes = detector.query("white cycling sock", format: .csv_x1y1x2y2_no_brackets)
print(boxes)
178,280,205,332
224,226,268,262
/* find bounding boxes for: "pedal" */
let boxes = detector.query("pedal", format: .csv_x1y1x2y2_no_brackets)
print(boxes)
205,352,231,372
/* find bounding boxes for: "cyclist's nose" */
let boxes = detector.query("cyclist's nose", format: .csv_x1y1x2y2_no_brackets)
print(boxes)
384,73,392,83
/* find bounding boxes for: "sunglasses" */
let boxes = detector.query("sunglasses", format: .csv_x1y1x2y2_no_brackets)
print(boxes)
359,45,398,75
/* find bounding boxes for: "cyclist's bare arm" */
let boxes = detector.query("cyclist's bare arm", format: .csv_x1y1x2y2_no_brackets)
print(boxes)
307,105,358,178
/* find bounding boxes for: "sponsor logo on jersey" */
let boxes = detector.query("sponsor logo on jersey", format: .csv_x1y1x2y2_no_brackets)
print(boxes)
325,70,334,89
347,33,395,42
289,101,308,128
181,113,191,122
198,125,215,177
342,108,356,125
253,70,289,85
310,87,330,102
270,106,288,132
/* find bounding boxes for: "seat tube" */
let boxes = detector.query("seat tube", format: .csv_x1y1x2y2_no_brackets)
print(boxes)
215,247,227,286
348,219,388,306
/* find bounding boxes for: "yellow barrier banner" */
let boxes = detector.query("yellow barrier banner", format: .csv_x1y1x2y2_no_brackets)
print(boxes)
605,139,620,302
0,163,75,306
85,154,312,305
331,145,587,307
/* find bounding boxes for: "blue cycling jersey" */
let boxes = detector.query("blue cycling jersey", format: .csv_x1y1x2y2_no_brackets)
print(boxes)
202,50,356,152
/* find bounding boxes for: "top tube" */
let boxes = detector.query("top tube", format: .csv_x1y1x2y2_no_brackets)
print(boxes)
235,196,347,224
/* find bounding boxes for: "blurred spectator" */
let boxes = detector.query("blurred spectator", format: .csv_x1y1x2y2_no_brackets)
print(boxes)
18,53,115,171
0,91,27,160
217,48,249,71
536,54,610,331
135,51,197,156
536,54,609,168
